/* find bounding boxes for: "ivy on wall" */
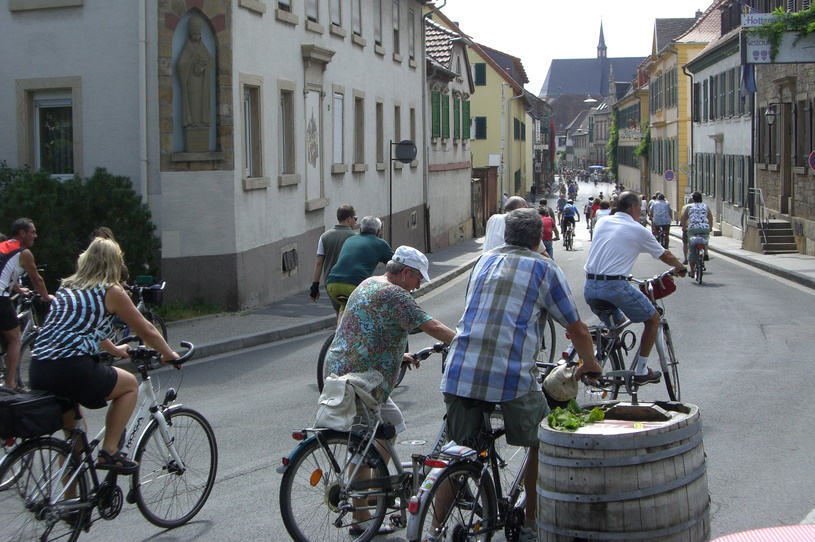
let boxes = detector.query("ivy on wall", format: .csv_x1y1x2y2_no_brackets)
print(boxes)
606,110,619,181
749,5,815,61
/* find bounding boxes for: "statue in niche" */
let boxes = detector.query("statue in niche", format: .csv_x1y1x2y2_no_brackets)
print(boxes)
176,16,213,152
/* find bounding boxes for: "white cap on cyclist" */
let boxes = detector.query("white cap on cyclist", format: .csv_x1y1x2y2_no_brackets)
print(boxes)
392,246,432,283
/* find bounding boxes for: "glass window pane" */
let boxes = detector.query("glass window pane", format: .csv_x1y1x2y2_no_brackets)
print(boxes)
36,104,73,175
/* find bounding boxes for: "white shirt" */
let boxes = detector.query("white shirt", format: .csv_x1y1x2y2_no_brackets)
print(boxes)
483,214,506,252
585,212,665,276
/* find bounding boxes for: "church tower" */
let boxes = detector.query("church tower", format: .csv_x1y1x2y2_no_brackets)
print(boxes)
597,21,607,59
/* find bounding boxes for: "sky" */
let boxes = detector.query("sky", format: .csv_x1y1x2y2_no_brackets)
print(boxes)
437,0,712,96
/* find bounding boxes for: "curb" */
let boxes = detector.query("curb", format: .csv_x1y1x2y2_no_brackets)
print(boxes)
190,254,481,360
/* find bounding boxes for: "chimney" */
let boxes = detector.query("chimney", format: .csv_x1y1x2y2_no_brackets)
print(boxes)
695,10,703,18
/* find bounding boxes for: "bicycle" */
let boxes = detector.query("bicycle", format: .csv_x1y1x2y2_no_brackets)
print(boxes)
655,225,670,249
567,269,681,404
689,235,708,285
562,220,574,251
533,311,557,366
109,279,168,343
0,339,218,541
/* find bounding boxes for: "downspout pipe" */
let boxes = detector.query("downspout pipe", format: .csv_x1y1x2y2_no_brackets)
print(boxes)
682,63,693,209
139,0,148,203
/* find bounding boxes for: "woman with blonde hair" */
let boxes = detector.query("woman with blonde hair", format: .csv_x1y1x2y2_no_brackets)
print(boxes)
30,238,178,473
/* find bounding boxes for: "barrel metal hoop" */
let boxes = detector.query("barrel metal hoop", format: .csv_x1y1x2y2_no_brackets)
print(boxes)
536,461,707,503
541,418,701,451
536,501,710,540
539,431,703,468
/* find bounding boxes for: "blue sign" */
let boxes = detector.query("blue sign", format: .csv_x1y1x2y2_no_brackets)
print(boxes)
809,150,815,172
664,170,676,182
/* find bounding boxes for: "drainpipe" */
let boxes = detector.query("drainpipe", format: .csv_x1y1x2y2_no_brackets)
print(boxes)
138,0,148,204
682,64,693,212
421,0,446,252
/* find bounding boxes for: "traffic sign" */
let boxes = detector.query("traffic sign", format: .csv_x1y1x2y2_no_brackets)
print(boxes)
809,150,815,171
664,170,676,182
679,163,690,175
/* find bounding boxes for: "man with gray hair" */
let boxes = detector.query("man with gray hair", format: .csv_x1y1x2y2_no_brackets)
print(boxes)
442,208,602,538
584,191,686,384
326,216,393,314
483,195,527,252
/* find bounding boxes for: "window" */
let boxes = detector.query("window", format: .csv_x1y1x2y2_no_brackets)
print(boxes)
710,76,717,120
376,101,384,164
374,0,382,46
795,99,812,167
354,94,364,164
333,92,344,164
331,0,341,26
394,104,401,142
407,8,415,61
728,68,736,116
719,72,727,118
441,94,450,138
410,107,416,145
279,0,291,12
307,0,318,22
242,82,262,178
431,91,441,138
474,63,486,86
474,116,487,140
352,0,361,35
514,118,520,141
33,92,74,177
392,0,400,55
453,97,461,140
462,100,471,139
703,79,708,121
279,87,295,174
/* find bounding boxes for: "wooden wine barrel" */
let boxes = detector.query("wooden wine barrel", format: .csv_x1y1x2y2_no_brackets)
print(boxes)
537,402,710,542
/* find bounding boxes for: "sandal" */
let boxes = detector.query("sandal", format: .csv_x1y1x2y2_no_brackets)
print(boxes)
348,518,397,536
96,449,138,474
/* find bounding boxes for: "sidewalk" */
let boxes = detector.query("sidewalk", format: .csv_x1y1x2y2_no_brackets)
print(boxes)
166,229,815,360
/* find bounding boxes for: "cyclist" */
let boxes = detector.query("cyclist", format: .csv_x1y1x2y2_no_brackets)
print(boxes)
325,216,393,317
539,206,560,259
651,194,674,247
29,238,178,473
310,204,357,313
583,197,594,229
561,199,580,246
441,209,602,540
555,193,568,226
0,218,52,390
680,191,713,276
483,196,527,252
584,192,687,385
324,246,455,535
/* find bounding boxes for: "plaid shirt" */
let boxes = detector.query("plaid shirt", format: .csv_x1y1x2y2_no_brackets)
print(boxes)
441,245,581,402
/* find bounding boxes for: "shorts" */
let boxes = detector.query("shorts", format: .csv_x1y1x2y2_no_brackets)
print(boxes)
29,354,118,409
325,282,356,310
0,296,19,332
584,278,656,327
444,391,549,448
356,396,406,435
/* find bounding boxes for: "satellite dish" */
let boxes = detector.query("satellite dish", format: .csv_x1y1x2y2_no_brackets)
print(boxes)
394,140,417,164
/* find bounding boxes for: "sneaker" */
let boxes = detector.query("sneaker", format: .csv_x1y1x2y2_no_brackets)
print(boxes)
703,254,709,261
633,368,662,384
518,526,538,542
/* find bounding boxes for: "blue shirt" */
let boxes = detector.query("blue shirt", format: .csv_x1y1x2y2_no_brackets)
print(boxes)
441,245,581,402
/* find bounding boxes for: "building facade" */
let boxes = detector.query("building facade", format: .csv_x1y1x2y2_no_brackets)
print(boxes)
3,0,430,309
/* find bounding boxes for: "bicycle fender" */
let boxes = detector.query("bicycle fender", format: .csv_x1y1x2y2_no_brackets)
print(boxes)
405,465,448,541
275,429,379,474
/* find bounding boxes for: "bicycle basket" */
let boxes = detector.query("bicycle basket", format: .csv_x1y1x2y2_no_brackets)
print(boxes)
141,283,164,306
640,275,676,300
0,391,64,439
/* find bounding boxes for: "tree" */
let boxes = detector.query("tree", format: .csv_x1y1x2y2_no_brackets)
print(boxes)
606,110,619,182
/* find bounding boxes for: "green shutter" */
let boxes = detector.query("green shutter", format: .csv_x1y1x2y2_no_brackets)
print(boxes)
462,100,471,139
454,98,461,139
474,63,486,86
431,91,440,138
475,116,486,139
442,94,450,138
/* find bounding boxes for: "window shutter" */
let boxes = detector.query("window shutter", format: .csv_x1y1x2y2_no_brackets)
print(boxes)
474,63,486,86
454,98,461,139
441,94,450,138
462,100,471,139
431,91,440,138
475,116,487,139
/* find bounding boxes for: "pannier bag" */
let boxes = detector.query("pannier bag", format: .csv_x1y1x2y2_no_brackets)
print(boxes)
689,236,709,246
0,390,64,439
640,274,676,300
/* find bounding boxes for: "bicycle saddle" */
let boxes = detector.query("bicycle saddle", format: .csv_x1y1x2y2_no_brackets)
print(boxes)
588,298,618,313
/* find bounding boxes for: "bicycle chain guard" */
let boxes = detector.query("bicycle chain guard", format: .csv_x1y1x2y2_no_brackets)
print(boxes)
97,482,123,520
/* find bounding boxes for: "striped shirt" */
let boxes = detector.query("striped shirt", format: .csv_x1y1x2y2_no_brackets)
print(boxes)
441,245,581,402
32,285,114,360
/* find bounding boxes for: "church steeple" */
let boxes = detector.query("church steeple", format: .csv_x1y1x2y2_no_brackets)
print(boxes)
597,20,607,59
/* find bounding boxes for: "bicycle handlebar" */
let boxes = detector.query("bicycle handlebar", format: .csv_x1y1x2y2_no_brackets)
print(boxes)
624,268,677,286
117,336,195,369
410,342,448,362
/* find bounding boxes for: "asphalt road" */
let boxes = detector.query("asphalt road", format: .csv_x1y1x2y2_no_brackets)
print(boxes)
63,182,815,541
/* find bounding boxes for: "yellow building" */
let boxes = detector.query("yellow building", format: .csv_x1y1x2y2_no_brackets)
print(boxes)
614,74,650,194
645,15,712,214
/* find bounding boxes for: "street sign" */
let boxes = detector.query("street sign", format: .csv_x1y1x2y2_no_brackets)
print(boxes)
679,163,690,175
664,170,676,182
809,150,815,172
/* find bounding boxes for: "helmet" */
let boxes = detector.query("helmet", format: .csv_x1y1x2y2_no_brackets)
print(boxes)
567,199,573,204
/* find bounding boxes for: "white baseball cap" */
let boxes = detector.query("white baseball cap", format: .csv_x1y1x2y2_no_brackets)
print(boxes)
392,245,431,283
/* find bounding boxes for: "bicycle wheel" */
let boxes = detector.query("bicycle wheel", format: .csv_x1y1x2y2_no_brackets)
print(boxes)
414,462,497,542
534,313,557,367
133,407,218,528
0,386,20,488
16,334,35,390
696,248,704,284
144,311,168,341
280,431,389,542
0,437,88,542
317,332,335,392
660,324,681,402
489,408,527,511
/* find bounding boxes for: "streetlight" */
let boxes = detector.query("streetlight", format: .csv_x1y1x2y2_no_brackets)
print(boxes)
584,95,598,104
765,103,777,126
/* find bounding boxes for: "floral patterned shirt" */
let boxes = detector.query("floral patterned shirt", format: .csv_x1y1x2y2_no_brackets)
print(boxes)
326,277,432,402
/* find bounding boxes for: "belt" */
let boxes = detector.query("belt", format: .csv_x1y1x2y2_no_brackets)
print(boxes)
586,273,625,281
